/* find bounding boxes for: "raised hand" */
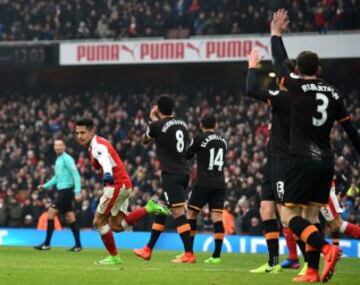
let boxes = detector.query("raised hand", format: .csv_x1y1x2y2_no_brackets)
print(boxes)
149,105,159,122
271,9,290,36
248,49,261,68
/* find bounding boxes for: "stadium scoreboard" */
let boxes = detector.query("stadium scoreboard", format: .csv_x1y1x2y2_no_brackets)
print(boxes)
0,44,57,67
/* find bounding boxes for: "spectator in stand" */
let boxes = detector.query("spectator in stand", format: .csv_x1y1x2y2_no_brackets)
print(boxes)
0,86,359,238
0,0,359,41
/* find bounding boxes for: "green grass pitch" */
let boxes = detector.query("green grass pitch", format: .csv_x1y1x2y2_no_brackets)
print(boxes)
1,247,359,285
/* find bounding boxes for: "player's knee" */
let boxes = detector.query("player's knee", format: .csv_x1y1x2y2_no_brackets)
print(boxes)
210,211,223,223
110,224,124,233
260,204,275,220
328,218,341,232
65,214,75,224
187,209,198,220
172,206,185,219
108,219,124,233
93,217,103,229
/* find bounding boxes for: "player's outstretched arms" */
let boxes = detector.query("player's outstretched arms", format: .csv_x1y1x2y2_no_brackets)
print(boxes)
341,120,360,154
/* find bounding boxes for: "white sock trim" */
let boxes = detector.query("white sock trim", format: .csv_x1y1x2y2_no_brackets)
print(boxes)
121,219,130,230
339,221,348,234
98,224,111,235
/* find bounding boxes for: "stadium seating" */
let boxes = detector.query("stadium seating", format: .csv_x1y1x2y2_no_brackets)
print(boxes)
0,0,359,41
0,87,359,235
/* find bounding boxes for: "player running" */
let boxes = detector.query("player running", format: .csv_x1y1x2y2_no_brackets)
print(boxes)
271,9,360,282
245,48,292,273
133,95,196,263
75,118,169,265
185,113,227,264
34,139,82,252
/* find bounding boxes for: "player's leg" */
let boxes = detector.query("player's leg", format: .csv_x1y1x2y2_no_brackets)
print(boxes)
63,190,82,251
204,187,226,264
64,211,82,251
134,174,177,260
187,185,208,250
288,159,341,283
159,173,194,263
94,186,122,265
34,206,58,250
93,212,121,264
171,204,195,263
133,209,166,260
204,210,224,264
323,189,360,239
111,188,169,233
186,208,199,250
250,201,281,273
281,224,300,269
296,205,323,281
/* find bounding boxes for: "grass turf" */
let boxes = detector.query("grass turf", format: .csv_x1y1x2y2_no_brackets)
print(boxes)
0,247,359,285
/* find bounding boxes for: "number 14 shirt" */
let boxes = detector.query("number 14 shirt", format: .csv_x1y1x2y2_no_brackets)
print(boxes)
186,131,227,188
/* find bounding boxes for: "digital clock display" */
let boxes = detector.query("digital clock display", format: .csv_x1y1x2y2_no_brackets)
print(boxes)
0,45,57,67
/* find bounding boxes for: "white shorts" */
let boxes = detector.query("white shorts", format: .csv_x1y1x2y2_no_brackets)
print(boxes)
96,185,132,216
320,188,343,222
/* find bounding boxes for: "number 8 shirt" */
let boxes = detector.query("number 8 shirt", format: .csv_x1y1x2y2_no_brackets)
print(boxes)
146,117,189,174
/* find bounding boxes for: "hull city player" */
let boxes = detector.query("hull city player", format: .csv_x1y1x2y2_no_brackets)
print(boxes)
283,178,360,274
245,49,292,273
271,9,360,282
185,113,227,264
133,95,196,263
75,118,168,265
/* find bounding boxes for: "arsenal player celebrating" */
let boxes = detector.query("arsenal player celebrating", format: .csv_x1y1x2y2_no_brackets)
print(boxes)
75,118,169,265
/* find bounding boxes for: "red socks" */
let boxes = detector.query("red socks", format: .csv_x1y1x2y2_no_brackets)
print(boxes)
283,227,298,260
124,207,148,226
343,222,360,239
101,230,118,256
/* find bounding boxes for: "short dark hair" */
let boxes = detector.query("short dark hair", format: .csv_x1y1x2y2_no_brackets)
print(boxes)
296,51,320,76
201,112,216,129
156,95,174,116
76,118,95,129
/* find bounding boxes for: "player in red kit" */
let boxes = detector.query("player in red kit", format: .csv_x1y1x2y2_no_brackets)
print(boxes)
75,118,169,265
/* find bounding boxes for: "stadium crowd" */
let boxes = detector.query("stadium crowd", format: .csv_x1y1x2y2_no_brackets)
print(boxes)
0,0,359,41
0,86,360,237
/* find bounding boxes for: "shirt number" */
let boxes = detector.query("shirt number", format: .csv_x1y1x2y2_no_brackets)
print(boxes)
209,148,224,171
312,93,329,127
176,130,184,153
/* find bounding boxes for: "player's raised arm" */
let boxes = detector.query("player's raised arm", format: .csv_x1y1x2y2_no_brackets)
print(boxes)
246,49,271,102
270,9,301,92
142,106,159,145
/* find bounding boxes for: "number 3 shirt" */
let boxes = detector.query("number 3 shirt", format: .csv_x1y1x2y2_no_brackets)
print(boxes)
146,117,189,174
271,35,351,160
185,131,227,188
280,77,350,159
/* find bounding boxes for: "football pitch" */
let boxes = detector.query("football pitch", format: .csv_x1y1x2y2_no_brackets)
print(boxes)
1,247,359,285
